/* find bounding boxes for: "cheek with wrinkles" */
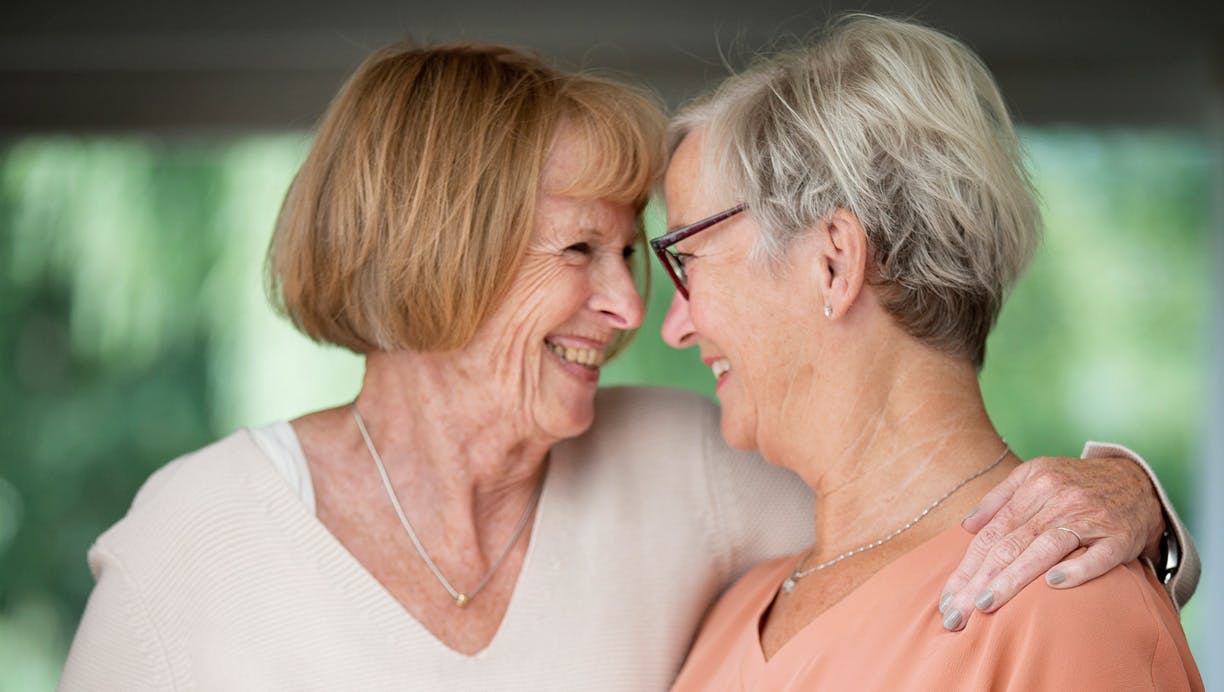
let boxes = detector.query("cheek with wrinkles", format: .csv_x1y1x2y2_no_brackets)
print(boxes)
485,259,582,383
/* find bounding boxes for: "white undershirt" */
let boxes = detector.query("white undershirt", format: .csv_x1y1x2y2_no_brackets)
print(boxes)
247,421,316,515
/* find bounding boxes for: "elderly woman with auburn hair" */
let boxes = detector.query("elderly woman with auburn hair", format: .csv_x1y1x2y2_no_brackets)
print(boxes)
663,15,1202,690
60,39,1193,690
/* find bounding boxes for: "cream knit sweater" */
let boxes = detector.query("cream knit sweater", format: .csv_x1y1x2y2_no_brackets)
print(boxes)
60,388,815,690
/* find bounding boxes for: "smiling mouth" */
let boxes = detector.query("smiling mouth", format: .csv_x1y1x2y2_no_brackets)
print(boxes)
711,358,730,379
545,339,607,369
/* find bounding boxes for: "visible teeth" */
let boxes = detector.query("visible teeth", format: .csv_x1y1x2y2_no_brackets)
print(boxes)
546,340,606,368
711,358,731,379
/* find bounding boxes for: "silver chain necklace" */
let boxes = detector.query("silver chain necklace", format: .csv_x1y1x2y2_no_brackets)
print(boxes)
352,404,543,608
781,444,1010,593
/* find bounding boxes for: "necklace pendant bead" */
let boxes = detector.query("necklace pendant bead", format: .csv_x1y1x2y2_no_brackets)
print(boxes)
781,576,797,593
352,405,544,617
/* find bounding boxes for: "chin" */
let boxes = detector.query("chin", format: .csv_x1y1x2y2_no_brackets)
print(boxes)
543,400,597,441
719,412,758,452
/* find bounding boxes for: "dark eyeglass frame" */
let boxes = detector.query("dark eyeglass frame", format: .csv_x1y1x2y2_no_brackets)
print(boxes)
649,203,745,299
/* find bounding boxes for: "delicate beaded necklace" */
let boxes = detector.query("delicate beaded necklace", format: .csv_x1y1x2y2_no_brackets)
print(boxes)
781,444,1010,593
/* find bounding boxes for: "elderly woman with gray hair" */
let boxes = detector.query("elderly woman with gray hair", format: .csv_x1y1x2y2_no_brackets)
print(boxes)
661,15,1202,690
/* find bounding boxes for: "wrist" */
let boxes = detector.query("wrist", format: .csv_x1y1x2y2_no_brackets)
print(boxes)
1152,525,1180,585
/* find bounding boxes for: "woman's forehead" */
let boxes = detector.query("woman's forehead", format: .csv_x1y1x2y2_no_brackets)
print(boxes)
664,132,730,227
540,123,590,193
535,193,637,240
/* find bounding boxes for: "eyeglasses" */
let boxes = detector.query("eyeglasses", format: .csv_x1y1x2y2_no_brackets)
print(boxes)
649,203,745,299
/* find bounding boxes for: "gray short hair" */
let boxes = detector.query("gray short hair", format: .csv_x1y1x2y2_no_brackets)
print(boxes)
669,15,1040,368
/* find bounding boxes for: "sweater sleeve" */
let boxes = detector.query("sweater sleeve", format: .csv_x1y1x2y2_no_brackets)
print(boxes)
1081,441,1200,609
59,545,177,692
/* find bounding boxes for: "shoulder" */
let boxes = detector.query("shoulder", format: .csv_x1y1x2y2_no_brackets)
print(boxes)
1001,558,1176,632
127,429,269,511
1003,556,1184,631
973,559,1201,688
92,430,276,560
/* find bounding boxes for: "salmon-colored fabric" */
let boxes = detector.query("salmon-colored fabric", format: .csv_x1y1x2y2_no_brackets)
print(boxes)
672,525,1202,691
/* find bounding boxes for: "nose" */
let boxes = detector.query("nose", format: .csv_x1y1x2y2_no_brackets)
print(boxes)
590,258,645,330
661,288,696,349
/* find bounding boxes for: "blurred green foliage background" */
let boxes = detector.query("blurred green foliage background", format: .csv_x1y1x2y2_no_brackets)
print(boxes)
0,129,1213,688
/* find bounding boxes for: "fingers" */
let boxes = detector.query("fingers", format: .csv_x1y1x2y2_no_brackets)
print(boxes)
939,516,1061,631
1045,539,1129,589
938,460,1080,631
938,454,1165,632
938,511,1021,615
970,526,1084,614
951,533,1127,634
939,466,1044,614
960,462,1033,534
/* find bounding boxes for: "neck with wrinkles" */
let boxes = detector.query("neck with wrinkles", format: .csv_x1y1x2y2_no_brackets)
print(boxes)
350,350,552,560
771,332,1014,565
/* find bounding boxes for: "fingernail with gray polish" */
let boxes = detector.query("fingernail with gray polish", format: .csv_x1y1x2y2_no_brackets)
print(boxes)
942,608,963,630
939,593,952,613
975,590,994,610
1047,570,1066,585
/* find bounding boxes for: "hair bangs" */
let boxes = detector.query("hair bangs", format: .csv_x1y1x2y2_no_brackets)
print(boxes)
546,79,666,211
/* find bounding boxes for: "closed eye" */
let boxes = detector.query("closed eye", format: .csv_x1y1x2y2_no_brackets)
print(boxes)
564,242,593,255
622,245,636,261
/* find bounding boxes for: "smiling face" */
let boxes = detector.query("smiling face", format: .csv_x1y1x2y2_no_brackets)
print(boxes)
660,131,819,453
459,126,644,442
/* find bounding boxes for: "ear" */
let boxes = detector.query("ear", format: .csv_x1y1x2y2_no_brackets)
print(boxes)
814,208,868,319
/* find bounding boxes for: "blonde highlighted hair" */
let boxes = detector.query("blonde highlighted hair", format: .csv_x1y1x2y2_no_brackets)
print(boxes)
268,43,664,354
670,15,1040,367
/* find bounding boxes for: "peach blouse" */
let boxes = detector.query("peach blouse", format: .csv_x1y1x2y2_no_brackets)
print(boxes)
672,525,1202,691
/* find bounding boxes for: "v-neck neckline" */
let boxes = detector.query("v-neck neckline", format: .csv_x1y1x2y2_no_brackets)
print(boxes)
751,523,965,667
242,427,559,660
